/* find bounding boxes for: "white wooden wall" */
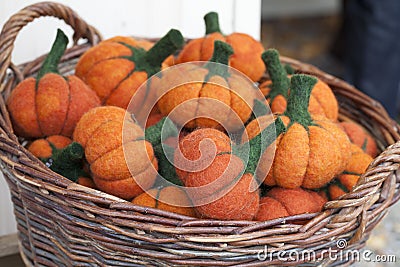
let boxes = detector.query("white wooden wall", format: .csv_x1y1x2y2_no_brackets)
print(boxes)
0,0,261,237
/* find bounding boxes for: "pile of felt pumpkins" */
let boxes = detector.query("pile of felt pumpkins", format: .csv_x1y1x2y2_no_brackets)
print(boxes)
6,12,378,221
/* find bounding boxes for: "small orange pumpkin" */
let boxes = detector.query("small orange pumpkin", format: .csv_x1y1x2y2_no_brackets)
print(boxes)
260,49,338,121
256,187,326,221
245,74,351,189
338,121,378,157
323,144,373,200
132,186,196,217
6,29,100,138
176,12,265,82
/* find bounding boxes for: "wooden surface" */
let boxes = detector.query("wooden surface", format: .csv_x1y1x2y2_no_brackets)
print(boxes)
0,233,19,258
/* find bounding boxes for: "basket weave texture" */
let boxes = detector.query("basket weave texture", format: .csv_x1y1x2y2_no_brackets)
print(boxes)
1,2,400,266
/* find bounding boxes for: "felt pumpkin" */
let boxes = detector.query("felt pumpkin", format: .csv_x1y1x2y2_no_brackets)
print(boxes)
174,118,285,220
176,12,265,82
73,106,178,200
28,135,72,159
259,49,339,121
132,186,196,217
245,74,351,189
255,187,326,221
75,30,184,109
157,41,257,132
338,121,378,157
322,144,373,200
6,29,100,138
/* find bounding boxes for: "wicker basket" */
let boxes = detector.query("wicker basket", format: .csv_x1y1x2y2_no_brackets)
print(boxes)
1,2,400,266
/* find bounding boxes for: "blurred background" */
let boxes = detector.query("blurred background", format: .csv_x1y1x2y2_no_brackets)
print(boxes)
0,0,399,265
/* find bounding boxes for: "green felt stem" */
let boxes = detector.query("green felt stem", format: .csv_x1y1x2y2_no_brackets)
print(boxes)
145,117,178,148
233,117,286,176
284,74,317,129
262,49,290,100
145,117,181,186
36,29,68,83
153,144,183,187
204,40,233,80
47,142,85,182
204,12,222,35
124,29,184,77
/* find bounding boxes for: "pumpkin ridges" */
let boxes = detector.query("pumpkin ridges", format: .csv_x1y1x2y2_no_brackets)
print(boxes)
176,38,203,63
94,157,157,200
274,122,309,188
267,187,322,215
61,75,101,137
104,71,148,108
132,186,196,217
339,121,378,157
73,106,126,147
309,80,339,121
7,78,42,137
302,125,342,189
225,33,265,82
75,41,134,78
255,197,289,221
84,58,134,103
195,75,231,130
316,119,352,172
36,73,70,136
84,119,143,164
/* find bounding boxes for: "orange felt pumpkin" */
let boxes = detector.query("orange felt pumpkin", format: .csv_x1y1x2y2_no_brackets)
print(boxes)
75,30,184,109
73,106,178,200
323,144,373,200
245,74,351,189
338,121,378,157
174,118,285,220
157,41,257,132
256,187,326,221
132,186,196,217
259,49,338,121
73,106,155,199
28,135,72,159
6,29,100,138
176,12,265,82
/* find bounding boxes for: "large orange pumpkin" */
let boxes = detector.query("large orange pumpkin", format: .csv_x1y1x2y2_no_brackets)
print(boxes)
245,74,351,189
75,30,184,109
157,41,257,132
73,106,177,200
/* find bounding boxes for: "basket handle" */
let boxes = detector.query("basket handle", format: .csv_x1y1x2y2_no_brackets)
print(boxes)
0,1,102,86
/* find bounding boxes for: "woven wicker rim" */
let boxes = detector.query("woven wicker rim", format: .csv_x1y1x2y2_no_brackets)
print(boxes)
1,2,400,266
